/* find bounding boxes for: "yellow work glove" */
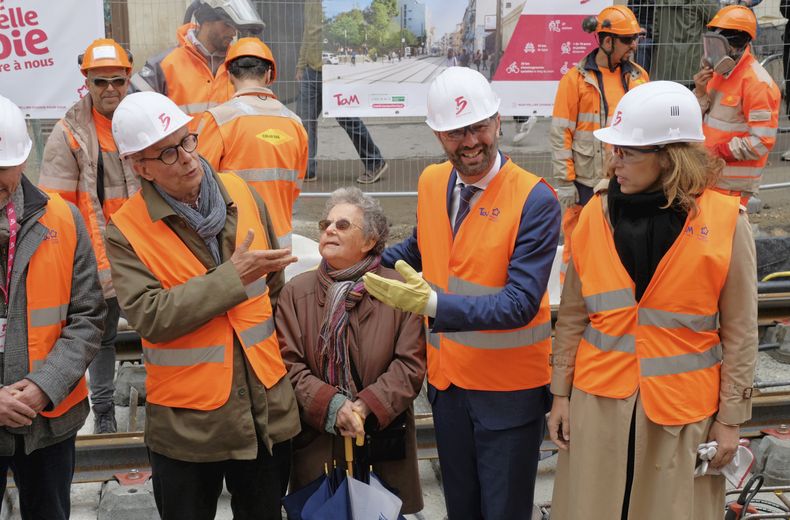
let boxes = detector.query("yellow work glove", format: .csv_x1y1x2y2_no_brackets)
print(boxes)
363,260,431,314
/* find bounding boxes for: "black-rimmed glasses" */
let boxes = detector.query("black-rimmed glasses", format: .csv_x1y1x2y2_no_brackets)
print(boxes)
139,133,198,165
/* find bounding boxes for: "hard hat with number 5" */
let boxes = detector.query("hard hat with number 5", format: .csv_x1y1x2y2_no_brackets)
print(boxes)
594,81,705,146
111,92,193,157
426,67,500,132
0,95,33,167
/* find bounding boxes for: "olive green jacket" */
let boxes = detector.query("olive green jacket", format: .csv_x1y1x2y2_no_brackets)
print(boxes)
105,166,299,462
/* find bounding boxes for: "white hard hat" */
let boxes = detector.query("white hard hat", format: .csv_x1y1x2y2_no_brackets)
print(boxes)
0,95,32,167
594,81,705,146
426,67,500,132
111,92,193,157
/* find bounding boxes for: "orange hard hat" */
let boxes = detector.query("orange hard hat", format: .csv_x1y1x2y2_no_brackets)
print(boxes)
593,5,641,36
226,37,276,81
79,39,132,76
707,5,756,41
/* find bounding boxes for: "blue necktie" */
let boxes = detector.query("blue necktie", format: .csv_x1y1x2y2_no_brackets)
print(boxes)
453,184,480,236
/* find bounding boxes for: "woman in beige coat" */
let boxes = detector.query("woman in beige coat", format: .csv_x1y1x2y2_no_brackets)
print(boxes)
548,82,757,520
276,187,426,514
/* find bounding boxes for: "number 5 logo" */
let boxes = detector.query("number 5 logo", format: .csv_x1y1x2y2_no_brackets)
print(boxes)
455,96,468,116
159,112,171,132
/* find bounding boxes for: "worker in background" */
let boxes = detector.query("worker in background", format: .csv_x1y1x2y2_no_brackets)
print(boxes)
0,95,105,520
548,80,756,520
694,5,780,206
551,5,648,284
364,67,561,519
198,37,307,249
39,38,138,434
130,0,264,127
106,92,300,520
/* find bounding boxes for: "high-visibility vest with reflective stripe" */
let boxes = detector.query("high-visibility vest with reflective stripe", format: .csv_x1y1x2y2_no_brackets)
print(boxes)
417,159,553,392
571,190,739,425
110,173,287,410
550,53,648,187
27,194,87,418
203,90,307,249
137,24,232,131
704,47,780,194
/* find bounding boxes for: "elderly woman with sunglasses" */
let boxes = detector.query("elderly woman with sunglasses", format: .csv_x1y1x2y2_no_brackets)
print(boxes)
276,187,426,513
548,81,757,520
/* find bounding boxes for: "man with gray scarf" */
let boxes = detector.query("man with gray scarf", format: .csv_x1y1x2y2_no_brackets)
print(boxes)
0,96,104,519
106,91,300,519
129,0,265,126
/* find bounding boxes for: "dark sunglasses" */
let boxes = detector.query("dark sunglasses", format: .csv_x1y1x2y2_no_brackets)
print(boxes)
318,218,363,233
611,144,664,163
139,133,199,166
91,76,128,89
616,35,641,45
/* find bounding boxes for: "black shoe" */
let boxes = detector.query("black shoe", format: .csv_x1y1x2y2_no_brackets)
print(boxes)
356,162,388,184
303,173,317,182
93,403,117,434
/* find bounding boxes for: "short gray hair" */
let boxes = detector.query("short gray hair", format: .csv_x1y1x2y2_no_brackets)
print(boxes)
325,187,389,255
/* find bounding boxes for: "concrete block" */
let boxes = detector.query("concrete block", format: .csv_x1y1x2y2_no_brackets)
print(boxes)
114,363,147,406
98,477,159,520
752,435,790,486
747,195,763,214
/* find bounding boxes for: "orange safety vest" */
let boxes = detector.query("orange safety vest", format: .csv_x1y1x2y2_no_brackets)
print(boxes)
703,46,780,194
571,190,739,425
27,194,88,417
110,173,287,410
417,159,552,392
136,24,233,130
200,88,308,248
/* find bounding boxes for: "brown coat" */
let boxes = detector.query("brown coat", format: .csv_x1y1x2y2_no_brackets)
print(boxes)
276,266,426,514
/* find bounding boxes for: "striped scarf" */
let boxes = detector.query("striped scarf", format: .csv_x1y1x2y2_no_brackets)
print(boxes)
316,254,381,395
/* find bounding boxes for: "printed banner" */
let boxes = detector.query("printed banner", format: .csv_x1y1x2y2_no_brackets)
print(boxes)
0,0,105,119
492,0,611,116
321,0,611,118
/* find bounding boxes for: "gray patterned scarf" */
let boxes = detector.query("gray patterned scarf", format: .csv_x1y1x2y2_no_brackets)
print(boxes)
155,160,226,265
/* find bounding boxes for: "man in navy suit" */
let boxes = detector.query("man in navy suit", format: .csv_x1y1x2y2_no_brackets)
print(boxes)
364,67,560,519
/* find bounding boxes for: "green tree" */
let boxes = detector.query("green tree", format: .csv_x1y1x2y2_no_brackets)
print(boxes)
326,9,365,51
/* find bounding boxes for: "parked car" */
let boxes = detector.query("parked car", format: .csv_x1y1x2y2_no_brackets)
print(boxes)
322,52,339,65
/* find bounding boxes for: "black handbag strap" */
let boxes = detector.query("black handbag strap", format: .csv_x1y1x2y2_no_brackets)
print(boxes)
348,353,363,395
96,145,105,208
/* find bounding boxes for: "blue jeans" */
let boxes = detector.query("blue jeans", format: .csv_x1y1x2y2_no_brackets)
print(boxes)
88,297,120,408
297,67,384,178
0,435,76,520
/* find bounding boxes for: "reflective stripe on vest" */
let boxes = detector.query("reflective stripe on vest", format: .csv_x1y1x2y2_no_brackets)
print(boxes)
571,190,739,425
27,195,87,418
418,159,552,392
110,173,287,410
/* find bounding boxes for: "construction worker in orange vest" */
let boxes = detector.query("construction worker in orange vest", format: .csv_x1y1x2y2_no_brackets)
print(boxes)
198,37,308,249
548,81,757,520
39,38,138,434
551,5,648,284
106,92,300,520
694,5,780,206
130,0,264,128
0,95,105,520
364,67,561,519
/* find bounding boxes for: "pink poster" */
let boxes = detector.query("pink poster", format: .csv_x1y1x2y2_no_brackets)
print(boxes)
492,0,612,116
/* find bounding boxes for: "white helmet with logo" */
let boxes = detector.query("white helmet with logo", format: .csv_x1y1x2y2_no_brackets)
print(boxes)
0,95,32,167
426,67,500,132
112,92,193,157
594,81,705,146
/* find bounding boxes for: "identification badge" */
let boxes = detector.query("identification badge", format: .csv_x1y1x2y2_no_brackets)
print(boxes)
0,318,6,353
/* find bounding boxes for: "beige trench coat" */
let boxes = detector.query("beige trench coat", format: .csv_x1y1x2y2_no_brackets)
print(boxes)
550,188,758,520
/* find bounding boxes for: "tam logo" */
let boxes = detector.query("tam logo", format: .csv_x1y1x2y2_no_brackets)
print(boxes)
455,96,469,116
612,110,622,126
42,229,58,241
159,113,171,131
77,85,89,99
333,93,360,106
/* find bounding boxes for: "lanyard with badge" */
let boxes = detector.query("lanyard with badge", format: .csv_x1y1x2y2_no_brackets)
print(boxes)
0,201,17,353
